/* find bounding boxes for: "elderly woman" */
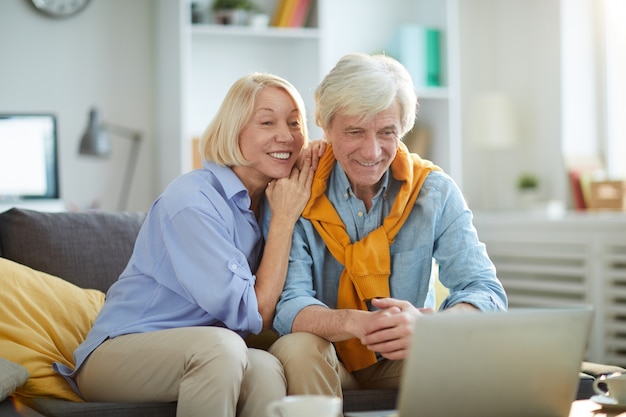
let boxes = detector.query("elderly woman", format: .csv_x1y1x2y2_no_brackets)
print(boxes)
55,73,319,417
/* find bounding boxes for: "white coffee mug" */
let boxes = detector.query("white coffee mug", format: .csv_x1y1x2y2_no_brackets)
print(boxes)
266,395,342,417
594,373,626,404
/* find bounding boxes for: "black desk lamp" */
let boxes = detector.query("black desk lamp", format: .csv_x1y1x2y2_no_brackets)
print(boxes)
78,108,142,211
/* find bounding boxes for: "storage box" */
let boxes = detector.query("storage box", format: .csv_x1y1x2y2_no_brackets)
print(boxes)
588,180,626,211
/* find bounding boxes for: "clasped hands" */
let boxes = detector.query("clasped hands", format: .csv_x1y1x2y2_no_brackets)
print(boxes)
358,298,432,361
360,298,478,361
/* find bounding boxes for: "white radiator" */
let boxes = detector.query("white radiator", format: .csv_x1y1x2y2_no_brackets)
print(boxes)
473,211,626,366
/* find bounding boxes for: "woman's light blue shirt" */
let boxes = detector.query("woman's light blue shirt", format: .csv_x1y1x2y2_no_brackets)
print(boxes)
57,162,264,386
271,164,508,335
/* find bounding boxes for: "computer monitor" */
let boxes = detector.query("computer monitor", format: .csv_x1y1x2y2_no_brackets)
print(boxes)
0,113,60,201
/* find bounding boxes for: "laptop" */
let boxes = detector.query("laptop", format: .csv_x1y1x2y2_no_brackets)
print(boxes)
346,307,594,417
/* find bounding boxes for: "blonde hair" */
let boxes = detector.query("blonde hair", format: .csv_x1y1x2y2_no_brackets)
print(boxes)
200,73,308,166
314,53,417,137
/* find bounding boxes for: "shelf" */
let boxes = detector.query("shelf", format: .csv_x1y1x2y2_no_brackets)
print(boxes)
416,86,449,100
190,24,320,39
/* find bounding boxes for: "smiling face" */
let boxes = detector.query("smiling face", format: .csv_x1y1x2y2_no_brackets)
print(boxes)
325,105,401,202
235,86,304,187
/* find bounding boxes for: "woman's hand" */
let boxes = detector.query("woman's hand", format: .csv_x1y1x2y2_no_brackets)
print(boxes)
266,139,323,223
257,157,314,330
265,155,314,224
298,139,327,171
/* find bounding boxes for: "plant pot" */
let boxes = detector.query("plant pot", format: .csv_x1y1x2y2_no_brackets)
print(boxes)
213,9,249,25
518,189,540,210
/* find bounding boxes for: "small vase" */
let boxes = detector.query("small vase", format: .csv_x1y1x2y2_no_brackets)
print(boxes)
518,189,539,210
213,9,249,25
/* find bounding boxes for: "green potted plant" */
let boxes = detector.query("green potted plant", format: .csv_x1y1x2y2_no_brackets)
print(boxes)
517,173,539,191
516,173,540,209
212,0,254,25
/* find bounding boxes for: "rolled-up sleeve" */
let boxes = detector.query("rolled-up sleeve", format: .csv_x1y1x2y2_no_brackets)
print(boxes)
273,221,327,335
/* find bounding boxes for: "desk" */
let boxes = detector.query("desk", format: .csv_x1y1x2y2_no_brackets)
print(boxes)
571,400,626,416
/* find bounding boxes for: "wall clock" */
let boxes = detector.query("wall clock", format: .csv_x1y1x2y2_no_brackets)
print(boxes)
29,0,92,18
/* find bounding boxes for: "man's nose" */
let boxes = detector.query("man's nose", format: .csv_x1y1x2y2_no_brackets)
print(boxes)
360,132,382,158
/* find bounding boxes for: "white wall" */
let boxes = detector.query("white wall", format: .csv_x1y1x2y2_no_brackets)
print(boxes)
0,0,156,211
459,0,564,211
604,0,626,179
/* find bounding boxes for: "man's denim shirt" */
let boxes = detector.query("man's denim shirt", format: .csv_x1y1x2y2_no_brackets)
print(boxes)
269,163,508,335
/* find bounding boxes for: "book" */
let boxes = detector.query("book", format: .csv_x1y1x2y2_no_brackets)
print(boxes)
425,28,441,86
271,0,288,26
563,154,605,211
277,0,298,27
289,0,312,27
388,24,442,88
568,170,587,211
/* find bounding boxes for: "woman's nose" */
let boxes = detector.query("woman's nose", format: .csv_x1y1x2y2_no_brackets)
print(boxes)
276,125,295,143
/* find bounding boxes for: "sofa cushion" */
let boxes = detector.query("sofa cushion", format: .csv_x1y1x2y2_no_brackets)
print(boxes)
0,257,105,402
0,358,29,401
0,208,146,292
0,398,47,417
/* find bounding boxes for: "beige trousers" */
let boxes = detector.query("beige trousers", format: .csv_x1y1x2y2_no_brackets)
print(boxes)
76,327,286,417
268,332,404,397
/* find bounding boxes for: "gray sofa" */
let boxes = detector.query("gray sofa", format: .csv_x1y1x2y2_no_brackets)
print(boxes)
0,208,398,417
1,207,622,417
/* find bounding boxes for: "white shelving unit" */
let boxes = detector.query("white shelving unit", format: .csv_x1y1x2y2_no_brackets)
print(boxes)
154,0,460,193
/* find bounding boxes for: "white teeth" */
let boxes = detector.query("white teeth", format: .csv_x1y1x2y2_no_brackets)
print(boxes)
269,152,291,160
360,161,377,166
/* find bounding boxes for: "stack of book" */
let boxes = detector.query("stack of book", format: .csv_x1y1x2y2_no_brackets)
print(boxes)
388,24,442,88
271,0,313,28
564,154,609,211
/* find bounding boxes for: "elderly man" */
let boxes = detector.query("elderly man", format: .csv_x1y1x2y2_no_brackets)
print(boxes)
266,53,507,398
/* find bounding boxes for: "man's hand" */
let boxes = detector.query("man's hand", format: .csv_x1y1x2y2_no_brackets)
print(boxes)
360,298,433,361
294,299,479,362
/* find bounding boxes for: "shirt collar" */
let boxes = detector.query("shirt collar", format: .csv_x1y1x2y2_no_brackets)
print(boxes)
203,160,249,202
